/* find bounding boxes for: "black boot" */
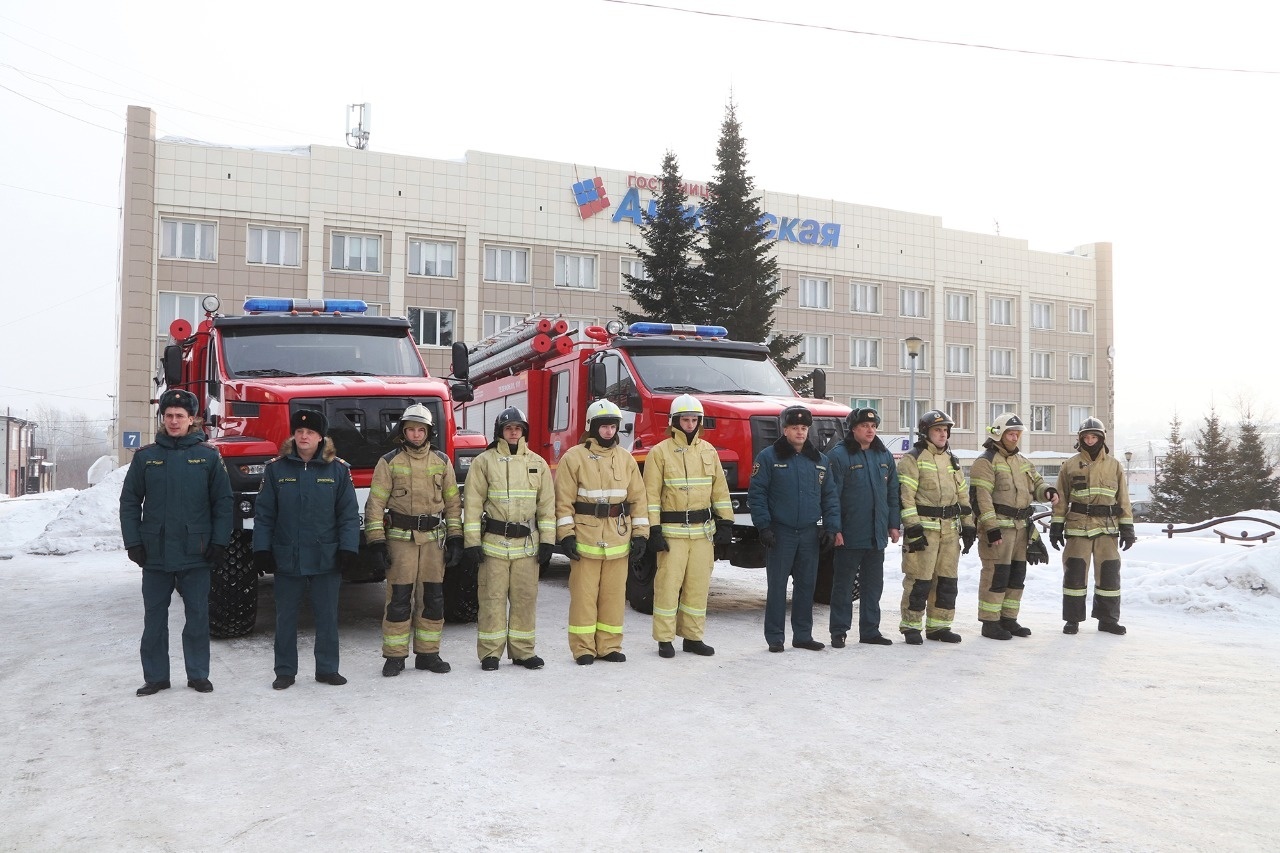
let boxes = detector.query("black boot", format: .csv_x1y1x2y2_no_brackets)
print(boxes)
481,657,499,671
1000,617,1032,637
382,656,405,677
682,639,715,656
513,655,545,669
135,680,170,696
415,652,451,673
272,675,295,690
1098,621,1127,635
981,621,1012,641
903,629,923,645
315,672,346,685
792,638,825,651
186,678,213,693
576,654,595,665
597,651,626,662
658,641,675,658
1063,621,1079,635
926,629,962,643
831,633,847,648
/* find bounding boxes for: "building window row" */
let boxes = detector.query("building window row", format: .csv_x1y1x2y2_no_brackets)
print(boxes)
883,400,1092,434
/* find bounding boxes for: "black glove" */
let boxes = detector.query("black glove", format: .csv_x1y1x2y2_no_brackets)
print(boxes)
464,545,484,566
904,525,928,553
444,536,463,568
253,551,276,573
628,537,648,570
819,531,836,553
713,518,734,545
538,543,555,564
1044,487,1058,503
204,543,227,568
1026,535,1049,565
649,527,669,553
986,528,1003,545
366,539,390,573
1050,523,1065,551
1119,523,1137,551
559,535,580,561
758,527,777,549
126,544,146,567
338,550,359,573
960,525,977,554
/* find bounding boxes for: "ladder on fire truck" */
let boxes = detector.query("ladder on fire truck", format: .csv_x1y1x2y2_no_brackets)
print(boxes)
465,315,581,385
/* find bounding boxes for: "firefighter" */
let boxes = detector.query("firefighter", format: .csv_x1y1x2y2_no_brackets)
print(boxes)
555,399,648,665
748,405,841,653
462,407,555,671
644,394,734,658
365,404,463,677
120,388,232,696
970,413,1059,641
897,410,975,645
1050,418,1135,635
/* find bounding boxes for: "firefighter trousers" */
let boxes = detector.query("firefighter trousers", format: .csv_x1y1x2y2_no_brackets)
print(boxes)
476,551,539,661
382,537,446,658
567,555,626,659
976,525,1029,622
652,534,714,643
900,519,961,634
1062,534,1122,624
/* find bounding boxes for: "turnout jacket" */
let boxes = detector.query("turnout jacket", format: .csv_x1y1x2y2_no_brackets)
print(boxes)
827,436,901,549
120,426,232,572
555,437,648,561
970,438,1052,534
644,426,733,538
463,437,555,559
253,437,360,575
1051,446,1133,538
747,437,840,532
364,441,462,544
898,441,972,531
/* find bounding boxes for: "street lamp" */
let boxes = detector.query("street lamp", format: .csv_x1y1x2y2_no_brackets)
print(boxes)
905,336,923,445
1125,450,1133,473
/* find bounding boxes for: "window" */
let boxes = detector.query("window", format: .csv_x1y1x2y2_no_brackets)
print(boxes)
621,257,647,285
849,337,880,369
946,401,975,432
1069,353,1091,381
991,402,1016,424
247,225,300,267
851,397,882,412
331,233,380,272
1031,301,1054,330
900,287,928,318
157,291,210,339
946,292,973,322
900,340,930,371
1030,405,1055,433
161,219,216,261
549,370,571,431
408,239,455,277
989,297,1014,326
485,246,529,283
483,312,524,338
850,281,880,314
407,307,454,347
1031,351,1054,379
945,345,973,375
990,348,1015,378
1069,406,1093,433
799,277,831,309
900,399,931,431
364,302,383,316
555,253,597,290
800,334,832,367
1069,306,1092,333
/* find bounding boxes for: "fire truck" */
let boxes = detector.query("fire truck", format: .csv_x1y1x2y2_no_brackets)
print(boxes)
156,296,477,638
453,316,851,612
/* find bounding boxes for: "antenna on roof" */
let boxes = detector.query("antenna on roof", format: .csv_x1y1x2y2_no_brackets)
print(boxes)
346,103,371,150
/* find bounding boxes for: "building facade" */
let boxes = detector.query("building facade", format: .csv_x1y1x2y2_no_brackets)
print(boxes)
116,106,1113,457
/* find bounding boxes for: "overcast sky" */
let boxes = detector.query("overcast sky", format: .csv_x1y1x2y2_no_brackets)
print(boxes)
2,0,1275,452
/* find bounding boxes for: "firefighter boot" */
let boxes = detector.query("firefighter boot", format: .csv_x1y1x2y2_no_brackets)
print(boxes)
481,657,499,671
903,630,924,645
514,655,545,670
1098,621,1127,635
926,629,962,643
658,642,675,658
981,621,1012,641
416,653,452,673
682,639,715,656
382,656,406,677
597,651,627,662
1000,617,1032,637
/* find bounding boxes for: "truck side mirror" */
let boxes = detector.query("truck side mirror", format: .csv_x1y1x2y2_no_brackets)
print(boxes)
811,368,827,401
450,382,474,404
162,345,183,387
451,341,470,380
588,362,607,398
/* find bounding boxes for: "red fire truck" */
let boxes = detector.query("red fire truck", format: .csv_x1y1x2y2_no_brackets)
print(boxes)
156,296,476,638
453,316,851,612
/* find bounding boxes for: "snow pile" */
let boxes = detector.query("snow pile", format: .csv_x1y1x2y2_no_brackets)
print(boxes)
86,454,117,486
25,466,128,556
1126,537,1280,620
0,489,76,556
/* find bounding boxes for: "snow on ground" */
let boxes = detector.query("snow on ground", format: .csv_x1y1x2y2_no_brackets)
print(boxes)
2,485,1279,852
0,488,75,556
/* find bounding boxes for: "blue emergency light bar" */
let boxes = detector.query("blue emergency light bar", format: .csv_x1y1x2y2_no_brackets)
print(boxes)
628,322,728,338
243,298,368,314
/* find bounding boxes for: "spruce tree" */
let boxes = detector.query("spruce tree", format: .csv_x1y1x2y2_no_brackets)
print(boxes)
1192,408,1235,517
1232,411,1280,511
617,150,704,326
1148,416,1200,523
696,100,803,378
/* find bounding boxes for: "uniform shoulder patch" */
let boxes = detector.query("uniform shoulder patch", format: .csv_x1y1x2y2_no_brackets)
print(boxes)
751,462,760,477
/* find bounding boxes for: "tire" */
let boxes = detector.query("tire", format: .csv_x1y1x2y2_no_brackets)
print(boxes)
443,552,479,624
209,529,258,639
813,548,835,606
626,550,656,614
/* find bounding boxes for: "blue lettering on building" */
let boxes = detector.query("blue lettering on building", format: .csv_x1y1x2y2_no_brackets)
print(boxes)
612,187,839,247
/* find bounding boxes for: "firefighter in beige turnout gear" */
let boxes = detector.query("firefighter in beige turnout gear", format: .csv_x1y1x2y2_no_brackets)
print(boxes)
364,404,463,677
463,407,555,671
644,394,734,658
897,410,975,644
555,400,648,665
1050,418,1135,636
970,413,1058,640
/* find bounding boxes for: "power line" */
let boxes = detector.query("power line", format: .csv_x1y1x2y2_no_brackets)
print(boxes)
0,80,121,134
604,1,1280,75
0,180,118,209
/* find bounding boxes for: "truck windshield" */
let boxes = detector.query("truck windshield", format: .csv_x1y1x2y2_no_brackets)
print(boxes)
221,327,427,378
627,347,795,397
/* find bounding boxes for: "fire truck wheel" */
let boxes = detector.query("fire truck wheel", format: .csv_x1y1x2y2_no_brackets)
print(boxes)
209,530,258,639
813,549,835,607
626,550,656,615
443,552,479,624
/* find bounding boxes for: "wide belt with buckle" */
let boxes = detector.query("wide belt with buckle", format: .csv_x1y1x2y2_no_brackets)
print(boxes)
573,501,629,518
660,508,713,525
1070,502,1116,517
484,518,531,538
994,504,1035,520
388,511,442,532
917,505,968,519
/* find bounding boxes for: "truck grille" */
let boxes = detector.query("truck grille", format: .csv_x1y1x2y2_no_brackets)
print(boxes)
290,397,445,470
